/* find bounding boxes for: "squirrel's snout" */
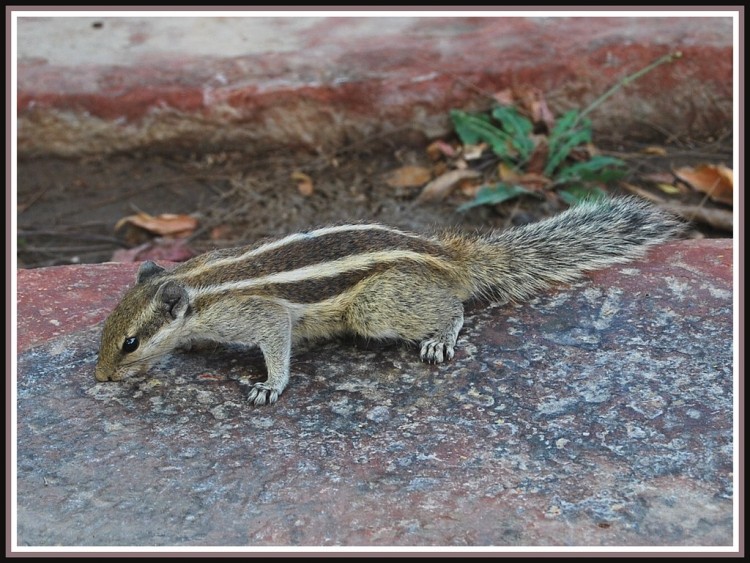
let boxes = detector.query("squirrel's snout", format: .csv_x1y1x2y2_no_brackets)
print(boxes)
94,365,112,382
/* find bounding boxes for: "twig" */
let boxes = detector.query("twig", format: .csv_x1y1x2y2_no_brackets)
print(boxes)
576,51,684,126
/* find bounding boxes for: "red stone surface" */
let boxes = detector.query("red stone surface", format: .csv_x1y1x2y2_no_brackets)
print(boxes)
16,262,139,353
16,15,733,155
15,240,735,547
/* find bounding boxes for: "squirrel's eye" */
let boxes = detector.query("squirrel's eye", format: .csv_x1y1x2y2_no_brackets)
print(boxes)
122,337,139,354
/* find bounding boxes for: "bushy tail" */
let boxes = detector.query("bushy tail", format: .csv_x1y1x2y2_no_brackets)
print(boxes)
457,197,686,303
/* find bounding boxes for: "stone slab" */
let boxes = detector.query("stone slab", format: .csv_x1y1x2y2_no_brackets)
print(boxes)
14,240,735,547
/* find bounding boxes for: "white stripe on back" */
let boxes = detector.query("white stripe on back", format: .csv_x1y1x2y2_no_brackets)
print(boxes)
175,224,420,280
186,249,445,298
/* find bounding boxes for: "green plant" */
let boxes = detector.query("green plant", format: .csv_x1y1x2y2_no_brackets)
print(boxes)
453,51,682,211
452,105,624,210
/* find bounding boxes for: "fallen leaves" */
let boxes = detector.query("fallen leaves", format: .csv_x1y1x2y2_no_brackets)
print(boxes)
494,86,556,131
383,165,433,189
407,88,626,208
379,156,482,203
674,164,733,205
291,171,315,196
426,140,456,160
664,202,733,232
113,211,199,263
115,211,198,238
633,160,734,232
641,146,669,156
623,177,733,233
416,169,481,203
498,163,551,190
410,85,733,235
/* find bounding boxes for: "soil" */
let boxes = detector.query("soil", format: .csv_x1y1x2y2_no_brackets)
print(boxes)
16,132,733,269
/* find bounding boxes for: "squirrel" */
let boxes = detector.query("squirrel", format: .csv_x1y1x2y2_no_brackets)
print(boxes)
95,197,685,406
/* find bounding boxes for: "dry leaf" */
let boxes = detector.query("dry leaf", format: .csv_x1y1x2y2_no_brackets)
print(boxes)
518,173,551,190
416,169,481,203
674,164,733,205
383,165,432,188
620,185,731,232
525,139,549,175
497,164,550,190
518,86,555,131
665,202,733,232
426,140,456,160
642,146,668,156
291,171,314,196
462,143,487,161
114,212,198,238
656,183,682,195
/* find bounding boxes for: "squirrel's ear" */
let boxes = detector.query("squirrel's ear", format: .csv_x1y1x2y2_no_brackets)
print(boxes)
157,281,190,320
136,261,166,284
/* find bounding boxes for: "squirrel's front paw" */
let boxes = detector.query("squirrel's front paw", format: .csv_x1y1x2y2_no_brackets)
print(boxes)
247,383,280,406
420,339,455,364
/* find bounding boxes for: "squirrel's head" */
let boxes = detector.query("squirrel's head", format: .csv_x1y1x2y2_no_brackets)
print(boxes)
95,261,190,382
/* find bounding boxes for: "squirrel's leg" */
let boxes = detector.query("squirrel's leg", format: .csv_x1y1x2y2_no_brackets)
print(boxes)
246,301,292,406
419,306,463,363
209,296,292,406
346,268,465,363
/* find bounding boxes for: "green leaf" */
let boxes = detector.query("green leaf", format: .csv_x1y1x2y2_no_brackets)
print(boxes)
491,107,535,159
545,110,594,176
544,128,592,177
558,185,609,206
555,156,626,183
491,107,533,136
549,109,580,141
458,183,535,211
451,110,490,144
450,110,514,159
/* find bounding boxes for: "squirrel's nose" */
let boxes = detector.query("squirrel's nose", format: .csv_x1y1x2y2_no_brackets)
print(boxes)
94,366,111,382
